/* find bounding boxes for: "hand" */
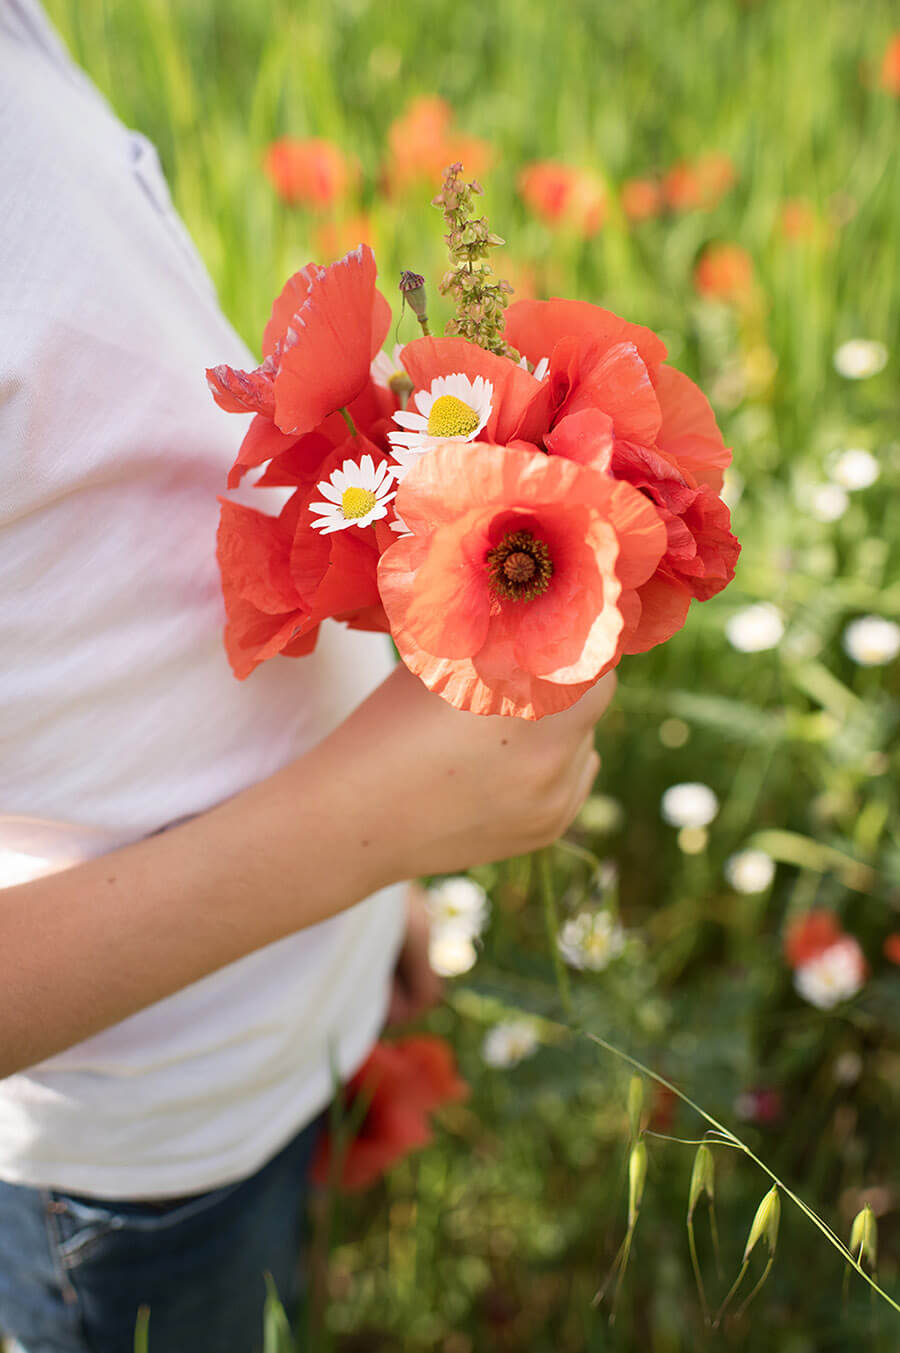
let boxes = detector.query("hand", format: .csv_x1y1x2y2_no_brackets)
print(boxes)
386,885,442,1025
330,663,616,883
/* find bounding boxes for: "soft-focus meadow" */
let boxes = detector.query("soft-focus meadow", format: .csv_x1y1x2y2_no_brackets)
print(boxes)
46,0,899,1347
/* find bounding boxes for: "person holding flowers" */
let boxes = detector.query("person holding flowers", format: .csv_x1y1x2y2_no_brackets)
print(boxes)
0,6,620,1351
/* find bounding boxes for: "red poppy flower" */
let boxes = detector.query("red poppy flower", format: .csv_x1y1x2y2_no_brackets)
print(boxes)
880,34,900,95
311,1036,467,1193
779,199,819,241
784,910,843,969
621,177,662,222
206,246,392,485
663,153,735,211
502,299,738,651
378,443,666,718
384,97,492,194
883,933,900,965
311,212,375,262
216,496,318,679
693,243,754,302
263,137,358,209
518,162,606,237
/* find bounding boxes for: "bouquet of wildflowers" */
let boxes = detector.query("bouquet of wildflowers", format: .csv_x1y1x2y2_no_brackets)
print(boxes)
208,165,739,718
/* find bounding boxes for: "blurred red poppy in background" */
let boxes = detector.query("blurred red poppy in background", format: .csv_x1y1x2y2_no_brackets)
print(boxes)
518,161,606,237
664,152,735,211
693,242,754,302
621,177,662,222
263,137,359,209
311,1037,467,1193
384,96,492,194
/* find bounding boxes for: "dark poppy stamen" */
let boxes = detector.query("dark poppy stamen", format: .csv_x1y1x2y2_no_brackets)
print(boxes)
486,529,554,602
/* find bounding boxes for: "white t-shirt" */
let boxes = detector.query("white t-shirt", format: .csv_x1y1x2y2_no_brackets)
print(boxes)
0,0,406,1198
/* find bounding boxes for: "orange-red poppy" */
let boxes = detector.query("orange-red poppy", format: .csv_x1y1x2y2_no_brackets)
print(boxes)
621,177,662,222
503,299,738,653
883,933,900,965
216,496,319,679
379,442,666,718
263,137,358,209
206,246,392,486
311,1037,467,1193
784,910,843,968
384,96,492,194
663,153,735,211
693,242,754,302
518,162,606,237
880,34,900,94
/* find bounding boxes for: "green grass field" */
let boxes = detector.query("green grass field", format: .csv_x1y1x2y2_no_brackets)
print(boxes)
44,1,899,1347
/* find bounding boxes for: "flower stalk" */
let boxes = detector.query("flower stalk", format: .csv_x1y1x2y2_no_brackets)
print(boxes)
433,162,515,358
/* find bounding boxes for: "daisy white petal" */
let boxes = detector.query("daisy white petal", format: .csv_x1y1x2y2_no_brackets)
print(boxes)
387,371,493,459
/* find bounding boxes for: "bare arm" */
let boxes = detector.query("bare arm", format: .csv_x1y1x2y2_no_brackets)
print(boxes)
1,665,615,1078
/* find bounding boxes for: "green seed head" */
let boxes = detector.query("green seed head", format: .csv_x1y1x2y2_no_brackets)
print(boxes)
743,1185,780,1263
849,1204,877,1271
688,1144,716,1218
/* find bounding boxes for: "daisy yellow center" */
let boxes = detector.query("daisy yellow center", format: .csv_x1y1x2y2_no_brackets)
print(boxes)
341,486,377,519
427,394,480,438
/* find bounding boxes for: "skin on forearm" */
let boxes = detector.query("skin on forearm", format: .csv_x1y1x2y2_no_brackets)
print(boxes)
0,711,400,1080
0,664,613,1079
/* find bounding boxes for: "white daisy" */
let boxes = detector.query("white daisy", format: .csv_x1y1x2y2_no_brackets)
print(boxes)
660,782,719,829
808,483,849,522
309,455,396,534
424,876,490,941
724,849,776,894
833,339,887,381
370,343,411,395
557,910,626,972
482,1020,539,1068
517,354,550,381
387,372,493,465
725,602,784,653
794,938,866,1009
842,615,900,666
428,929,478,978
827,448,879,491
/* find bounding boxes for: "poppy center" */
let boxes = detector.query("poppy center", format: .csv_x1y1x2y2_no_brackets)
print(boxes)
486,530,554,602
341,486,377,519
427,394,480,438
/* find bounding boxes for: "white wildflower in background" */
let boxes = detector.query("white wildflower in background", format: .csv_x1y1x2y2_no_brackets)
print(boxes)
808,483,848,522
725,849,776,894
833,339,888,381
428,929,478,978
794,938,866,1009
660,783,719,830
482,1020,539,1068
832,1050,863,1086
725,603,784,653
424,876,489,939
557,910,626,971
842,616,900,667
721,467,744,511
370,343,407,390
827,448,879,491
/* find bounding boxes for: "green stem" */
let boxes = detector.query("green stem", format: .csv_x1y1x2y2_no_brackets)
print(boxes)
584,1032,900,1315
338,406,357,436
537,846,571,1014
687,1213,710,1326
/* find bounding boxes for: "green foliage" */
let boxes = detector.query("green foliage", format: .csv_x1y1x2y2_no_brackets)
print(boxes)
44,0,900,1346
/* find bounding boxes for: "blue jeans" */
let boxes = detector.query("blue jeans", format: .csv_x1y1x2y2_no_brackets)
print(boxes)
0,1113,324,1353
